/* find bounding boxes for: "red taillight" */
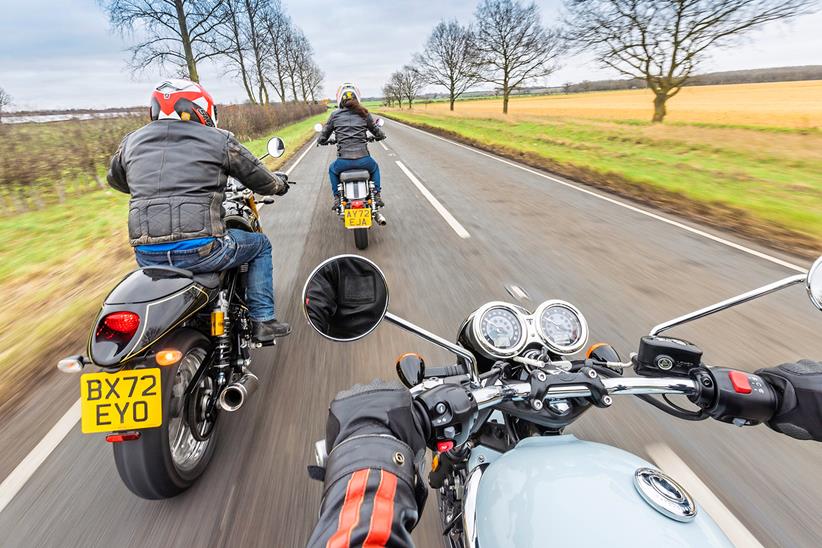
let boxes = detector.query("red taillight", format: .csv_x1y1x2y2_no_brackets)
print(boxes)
106,432,141,443
351,200,365,209
97,311,140,341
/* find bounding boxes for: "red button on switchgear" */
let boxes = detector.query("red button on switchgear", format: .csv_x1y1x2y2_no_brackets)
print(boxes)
728,371,752,394
437,441,454,453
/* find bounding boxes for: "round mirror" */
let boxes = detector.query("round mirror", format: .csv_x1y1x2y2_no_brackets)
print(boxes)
266,137,285,158
807,256,822,311
375,117,385,127
302,254,389,342
313,123,323,132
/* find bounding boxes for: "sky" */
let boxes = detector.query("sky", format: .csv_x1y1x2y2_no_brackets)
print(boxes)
0,0,820,110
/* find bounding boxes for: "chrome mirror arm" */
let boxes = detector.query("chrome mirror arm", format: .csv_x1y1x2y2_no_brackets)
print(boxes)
650,274,807,336
385,312,481,386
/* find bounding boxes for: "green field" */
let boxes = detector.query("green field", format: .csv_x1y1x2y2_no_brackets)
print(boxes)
382,109,822,256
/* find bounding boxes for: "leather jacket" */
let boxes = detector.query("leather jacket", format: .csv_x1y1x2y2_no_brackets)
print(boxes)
318,109,386,159
107,120,286,246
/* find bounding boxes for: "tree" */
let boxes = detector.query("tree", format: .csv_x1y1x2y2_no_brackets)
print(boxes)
304,61,324,102
382,81,402,108
103,0,228,82
217,0,257,102
414,20,484,111
474,0,564,114
398,65,426,109
261,6,293,102
0,87,10,123
565,0,815,122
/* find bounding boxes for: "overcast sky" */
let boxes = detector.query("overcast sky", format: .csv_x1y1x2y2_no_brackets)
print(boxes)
1,0,820,110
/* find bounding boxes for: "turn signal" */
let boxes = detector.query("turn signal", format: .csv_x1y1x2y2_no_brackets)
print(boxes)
106,432,141,443
211,310,225,336
156,349,183,366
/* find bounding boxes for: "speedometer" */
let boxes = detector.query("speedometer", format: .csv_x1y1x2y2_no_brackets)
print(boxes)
535,300,588,355
471,303,527,358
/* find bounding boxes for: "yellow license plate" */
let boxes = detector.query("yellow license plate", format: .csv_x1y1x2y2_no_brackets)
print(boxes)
344,208,372,229
80,369,162,433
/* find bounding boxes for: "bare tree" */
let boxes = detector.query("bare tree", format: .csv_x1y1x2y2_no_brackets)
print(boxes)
261,6,293,102
397,65,426,108
305,61,325,102
240,0,272,104
216,0,256,102
383,79,403,108
565,0,815,122
0,87,10,124
474,0,564,114
103,0,229,82
414,20,484,111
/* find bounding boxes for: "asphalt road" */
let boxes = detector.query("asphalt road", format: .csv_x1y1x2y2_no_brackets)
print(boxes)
1,119,821,547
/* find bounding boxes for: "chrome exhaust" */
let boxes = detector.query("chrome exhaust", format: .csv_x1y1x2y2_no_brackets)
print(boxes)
374,212,387,226
218,372,259,412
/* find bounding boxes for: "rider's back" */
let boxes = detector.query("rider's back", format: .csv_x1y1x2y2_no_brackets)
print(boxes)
327,108,373,159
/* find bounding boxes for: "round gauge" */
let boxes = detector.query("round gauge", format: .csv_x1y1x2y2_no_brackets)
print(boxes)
535,300,588,354
471,303,527,358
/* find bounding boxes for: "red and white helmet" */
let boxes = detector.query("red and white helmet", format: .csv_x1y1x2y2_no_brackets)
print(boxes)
150,79,217,127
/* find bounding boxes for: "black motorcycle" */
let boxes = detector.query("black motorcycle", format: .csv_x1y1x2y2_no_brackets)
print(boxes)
58,137,292,499
315,120,387,250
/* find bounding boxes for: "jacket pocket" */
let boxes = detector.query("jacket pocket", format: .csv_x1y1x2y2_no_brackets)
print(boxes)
146,203,173,237
127,206,141,240
178,201,207,234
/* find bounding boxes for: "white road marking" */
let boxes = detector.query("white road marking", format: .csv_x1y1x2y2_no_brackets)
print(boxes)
378,140,389,151
395,160,470,239
647,443,764,548
0,400,80,514
389,119,807,274
0,137,321,514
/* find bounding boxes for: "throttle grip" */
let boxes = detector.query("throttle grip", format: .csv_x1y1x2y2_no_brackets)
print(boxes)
691,367,777,425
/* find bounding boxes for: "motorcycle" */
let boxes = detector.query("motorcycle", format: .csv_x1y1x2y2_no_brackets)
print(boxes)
302,253,822,547
57,136,293,499
314,119,387,250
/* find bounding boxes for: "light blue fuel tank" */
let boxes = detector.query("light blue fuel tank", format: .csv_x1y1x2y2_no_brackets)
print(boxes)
471,435,731,547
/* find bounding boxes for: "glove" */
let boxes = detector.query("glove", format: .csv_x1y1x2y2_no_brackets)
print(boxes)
326,380,429,456
756,360,822,441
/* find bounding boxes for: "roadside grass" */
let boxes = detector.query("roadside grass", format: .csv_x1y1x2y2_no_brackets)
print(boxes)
381,109,822,256
0,112,324,414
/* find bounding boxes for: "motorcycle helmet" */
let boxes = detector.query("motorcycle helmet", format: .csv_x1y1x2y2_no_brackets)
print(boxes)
336,83,361,108
150,79,218,127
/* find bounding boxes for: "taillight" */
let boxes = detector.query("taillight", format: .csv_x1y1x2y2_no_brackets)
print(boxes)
351,200,365,209
96,311,140,341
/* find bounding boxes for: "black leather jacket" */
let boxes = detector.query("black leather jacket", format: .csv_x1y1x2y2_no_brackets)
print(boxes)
107,120,286,246
318,109,386,159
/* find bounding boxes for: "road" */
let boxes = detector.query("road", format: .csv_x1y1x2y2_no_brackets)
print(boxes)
1,119,821,547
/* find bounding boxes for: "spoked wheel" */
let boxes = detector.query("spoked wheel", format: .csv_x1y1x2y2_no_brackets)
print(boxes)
113,329,218,499
354,227,369,250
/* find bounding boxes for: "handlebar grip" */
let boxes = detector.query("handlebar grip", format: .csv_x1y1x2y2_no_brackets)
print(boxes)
426,364,467,379
691,367,777,425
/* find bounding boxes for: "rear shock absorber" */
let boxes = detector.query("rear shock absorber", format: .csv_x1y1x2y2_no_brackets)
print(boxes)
211,290,232,370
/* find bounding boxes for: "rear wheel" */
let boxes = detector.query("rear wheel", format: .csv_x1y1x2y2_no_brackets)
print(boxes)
113,329,217,499
354,227,369,250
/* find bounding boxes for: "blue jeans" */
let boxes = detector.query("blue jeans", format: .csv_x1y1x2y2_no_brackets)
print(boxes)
329,156,381,196
135,229,276,321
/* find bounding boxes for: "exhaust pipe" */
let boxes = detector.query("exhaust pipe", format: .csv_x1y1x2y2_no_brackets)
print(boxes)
374,212,387,226
218,372,259,412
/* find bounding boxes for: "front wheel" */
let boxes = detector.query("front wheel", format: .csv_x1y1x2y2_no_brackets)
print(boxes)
113,329,217,499
354,227,369,250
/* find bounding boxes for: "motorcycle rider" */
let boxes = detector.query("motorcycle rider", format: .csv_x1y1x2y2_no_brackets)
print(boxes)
307,360,822,546
318,83,386,211
107,79,291,343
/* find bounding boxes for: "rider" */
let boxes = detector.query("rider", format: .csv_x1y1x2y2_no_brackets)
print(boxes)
307,360,822,546
106,79,291,343
318,83,386,211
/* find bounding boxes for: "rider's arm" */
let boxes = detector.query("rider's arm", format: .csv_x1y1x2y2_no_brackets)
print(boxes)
318,114,335,145
307,382,428,548
757,360,822,441
225,134,288,196
366,114,386,141
106,137,129,194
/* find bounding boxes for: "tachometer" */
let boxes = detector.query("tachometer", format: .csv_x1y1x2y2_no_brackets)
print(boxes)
471,303,527,358
535,300,588,355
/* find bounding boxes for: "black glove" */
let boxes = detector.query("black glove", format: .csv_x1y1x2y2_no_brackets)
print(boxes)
756,360,822,441
326,380,429,455
273,177,289,196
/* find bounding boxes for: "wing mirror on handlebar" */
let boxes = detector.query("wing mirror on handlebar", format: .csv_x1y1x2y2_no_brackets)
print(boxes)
375,117,385,128
807,255,822,311
313,123,323,133
266,137,285,158
302,255,389,342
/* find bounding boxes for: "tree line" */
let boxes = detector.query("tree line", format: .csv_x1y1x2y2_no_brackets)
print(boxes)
103,0,324,104
384,0,815,122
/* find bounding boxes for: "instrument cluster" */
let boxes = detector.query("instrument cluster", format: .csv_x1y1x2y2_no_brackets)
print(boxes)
468,300,588,359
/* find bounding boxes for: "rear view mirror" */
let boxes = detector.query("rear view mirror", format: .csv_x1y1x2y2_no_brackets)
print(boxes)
807,256,822,311
302,255,389,342
314,123,323,132
266,137,285,158
375,118,385,127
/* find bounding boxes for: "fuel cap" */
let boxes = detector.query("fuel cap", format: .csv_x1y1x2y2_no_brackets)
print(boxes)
634,467,697,522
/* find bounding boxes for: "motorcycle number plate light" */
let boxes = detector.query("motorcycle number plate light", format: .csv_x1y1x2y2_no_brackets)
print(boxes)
80,368,162,434
344,208,372,229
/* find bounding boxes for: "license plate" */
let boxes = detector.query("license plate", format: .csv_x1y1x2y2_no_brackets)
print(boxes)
80,369,162,433
344,208,372,229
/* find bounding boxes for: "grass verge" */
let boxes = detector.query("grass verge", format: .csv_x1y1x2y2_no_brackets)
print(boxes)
380,110,821,259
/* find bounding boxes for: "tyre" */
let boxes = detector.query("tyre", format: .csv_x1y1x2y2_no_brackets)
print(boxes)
113,328,218,499
354,227,369,250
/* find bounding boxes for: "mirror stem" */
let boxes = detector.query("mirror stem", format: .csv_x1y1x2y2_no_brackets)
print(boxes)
260,153,269,160
650,273,807,336
385,312,481,386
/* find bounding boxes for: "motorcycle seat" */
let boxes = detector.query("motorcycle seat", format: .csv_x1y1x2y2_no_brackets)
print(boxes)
340,170,371,183
193,272,221,289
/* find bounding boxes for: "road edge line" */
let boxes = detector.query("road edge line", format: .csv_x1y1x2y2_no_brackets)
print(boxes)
395,160,470,239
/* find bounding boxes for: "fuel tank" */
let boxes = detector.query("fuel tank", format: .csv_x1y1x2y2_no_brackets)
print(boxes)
472,435,731,547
